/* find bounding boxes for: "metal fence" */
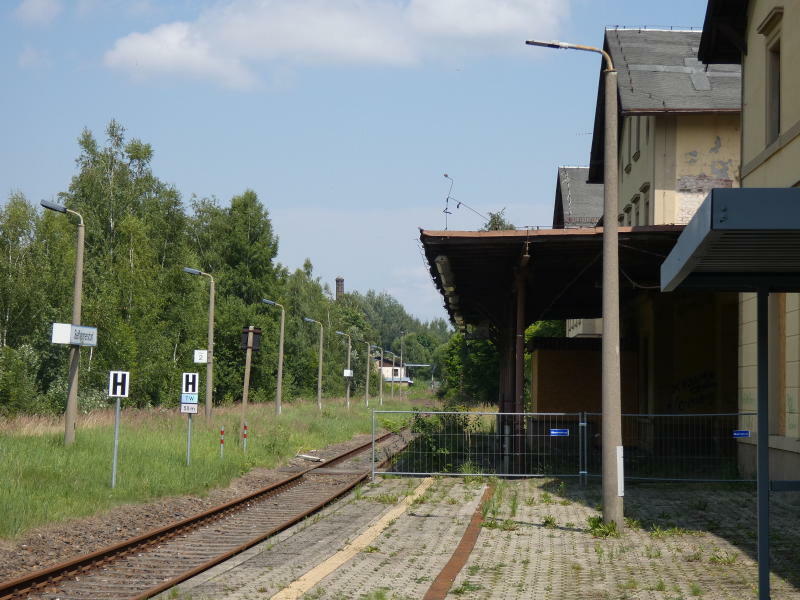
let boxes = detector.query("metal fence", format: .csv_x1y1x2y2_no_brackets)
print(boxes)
372,410,757,482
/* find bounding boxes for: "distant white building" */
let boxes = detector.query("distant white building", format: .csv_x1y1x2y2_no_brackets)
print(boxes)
376,357,412,386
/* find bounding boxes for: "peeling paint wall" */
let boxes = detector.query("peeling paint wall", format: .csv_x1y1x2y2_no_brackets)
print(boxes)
674,114,741,224
618,113,740,226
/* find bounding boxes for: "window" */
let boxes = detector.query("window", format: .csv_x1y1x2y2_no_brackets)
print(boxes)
393,368,399,377
767,39,781,144
625,118,632,173
645,117,650,146
633,116,641,161
758,7,783,146
639,183,651,225
631,194,641,226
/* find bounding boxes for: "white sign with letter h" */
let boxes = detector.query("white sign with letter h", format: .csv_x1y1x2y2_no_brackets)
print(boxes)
108,371,130,398
182,372,199,395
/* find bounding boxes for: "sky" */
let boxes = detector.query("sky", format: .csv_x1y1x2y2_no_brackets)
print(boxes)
1,0,708,322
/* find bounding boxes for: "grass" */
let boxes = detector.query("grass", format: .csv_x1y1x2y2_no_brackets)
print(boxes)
0,398,417,539
587,515,621,538
451,581,483,595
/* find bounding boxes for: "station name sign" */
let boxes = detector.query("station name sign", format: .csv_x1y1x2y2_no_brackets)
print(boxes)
51,323,98,347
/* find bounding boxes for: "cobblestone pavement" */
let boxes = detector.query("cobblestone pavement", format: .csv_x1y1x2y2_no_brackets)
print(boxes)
165,477,800,600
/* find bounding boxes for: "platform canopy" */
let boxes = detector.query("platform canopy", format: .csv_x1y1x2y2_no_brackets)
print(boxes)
421,225,684,330
661,188,800,292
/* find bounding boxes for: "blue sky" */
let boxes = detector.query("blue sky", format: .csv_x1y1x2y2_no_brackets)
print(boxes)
2,0,707,322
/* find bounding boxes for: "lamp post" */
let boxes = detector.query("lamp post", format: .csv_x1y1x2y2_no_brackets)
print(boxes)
399,331,405,399
386,351,396,399
525,38,622,527
335,331,352,409
304,317,323,410
262,299,285,415
363,341,371,407
183,267,215,418
372,345,384,406
41,200,84,446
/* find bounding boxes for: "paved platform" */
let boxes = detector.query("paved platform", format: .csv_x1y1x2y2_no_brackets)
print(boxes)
163,476,800,600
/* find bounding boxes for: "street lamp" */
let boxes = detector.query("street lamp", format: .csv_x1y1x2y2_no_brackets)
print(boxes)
262,299,285,415
362,340,371,407
41,200,84,446
372,345,384,406
335,330,352,409
304,317,323,410
385,351,396,399
526,37,622,527
183,267,215,419
399,331,405,399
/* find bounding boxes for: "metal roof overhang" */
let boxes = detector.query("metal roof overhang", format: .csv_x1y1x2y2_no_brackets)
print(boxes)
661,188,800,293
421,226,684,329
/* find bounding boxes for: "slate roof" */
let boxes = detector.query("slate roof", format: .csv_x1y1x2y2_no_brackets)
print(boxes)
553,167,604,229
588,28,742,183
609,29,741,112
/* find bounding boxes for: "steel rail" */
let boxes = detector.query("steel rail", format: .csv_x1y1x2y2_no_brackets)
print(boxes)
0,430,407,600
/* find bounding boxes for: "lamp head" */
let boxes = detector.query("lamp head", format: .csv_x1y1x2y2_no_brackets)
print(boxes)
183,267,202,276
303,317,316,323
525,39,569,49
40,200,67,213
335,330,345,336
262,299,276,306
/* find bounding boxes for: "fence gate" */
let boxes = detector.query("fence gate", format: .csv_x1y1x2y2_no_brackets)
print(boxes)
372,411,583,479
373,410,757,482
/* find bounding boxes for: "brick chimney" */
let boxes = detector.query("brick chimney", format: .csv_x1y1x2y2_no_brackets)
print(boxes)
335,277,344,301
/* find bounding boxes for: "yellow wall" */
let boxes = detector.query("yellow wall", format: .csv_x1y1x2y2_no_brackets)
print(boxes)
740,1,800,188
736,0,800,479
618,113,740,225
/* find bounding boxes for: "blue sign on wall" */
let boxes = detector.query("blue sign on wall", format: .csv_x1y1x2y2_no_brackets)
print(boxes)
733,430,751,438
549,428,570,437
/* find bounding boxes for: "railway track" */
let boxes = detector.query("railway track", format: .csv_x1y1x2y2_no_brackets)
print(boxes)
0,430,410,600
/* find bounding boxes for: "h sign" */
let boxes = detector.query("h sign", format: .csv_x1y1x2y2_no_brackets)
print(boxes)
108,371,130,398
182,372,199,394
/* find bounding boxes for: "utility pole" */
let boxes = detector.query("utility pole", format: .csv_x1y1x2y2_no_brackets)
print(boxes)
525,38,623,527
40,200,84,446
304,317,324,410
262,299,285,415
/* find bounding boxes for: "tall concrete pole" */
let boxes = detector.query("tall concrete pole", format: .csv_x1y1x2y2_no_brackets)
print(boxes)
262,299,285,415
183,267,215,418
206,275,215,419
601,63,623,528
241,326,255,434
276,304,285,415
336,331,352,409
65,211,85,446
399,331,405,399
376,347,384,406
304,317,323,410
525,38,622,527
364,341,371,406
390,352,396,399
40,201,84,446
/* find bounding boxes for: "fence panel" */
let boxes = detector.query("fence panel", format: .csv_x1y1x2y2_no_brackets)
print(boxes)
374,411,582,478
584,412,757,482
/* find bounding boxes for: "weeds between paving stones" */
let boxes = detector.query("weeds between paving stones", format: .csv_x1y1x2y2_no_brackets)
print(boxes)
587,515,621,538
451,581,483,595
542,514,557,528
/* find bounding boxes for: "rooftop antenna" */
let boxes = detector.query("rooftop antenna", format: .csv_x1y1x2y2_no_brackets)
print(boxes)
443,173,488,229
443,173,454,230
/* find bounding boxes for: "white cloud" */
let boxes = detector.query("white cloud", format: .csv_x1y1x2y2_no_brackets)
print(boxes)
18,44,51,68
105,22,258,90
15,0,62,25
104,0,569,88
